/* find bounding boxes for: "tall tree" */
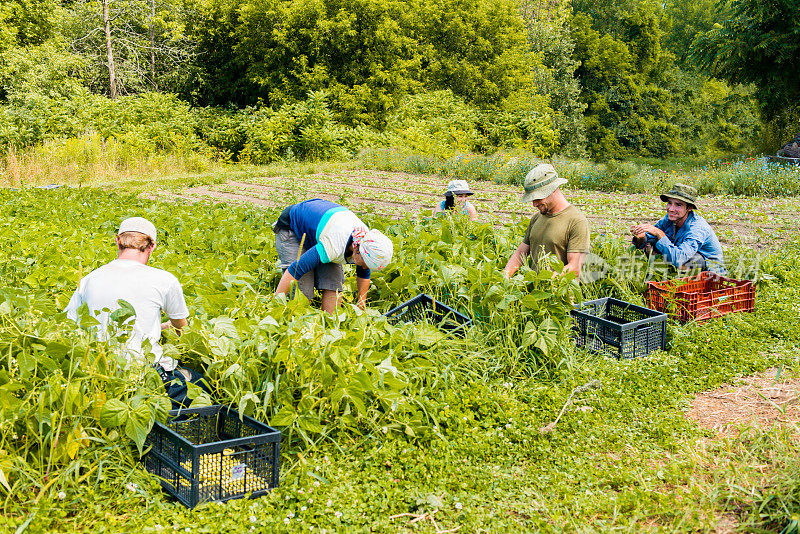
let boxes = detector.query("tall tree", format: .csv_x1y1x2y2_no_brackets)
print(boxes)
520,0,586,151
188,0,538,127
62,0,194,96
690,0,800,129
570,2,681,158
661,0,718,67
101,0,118,98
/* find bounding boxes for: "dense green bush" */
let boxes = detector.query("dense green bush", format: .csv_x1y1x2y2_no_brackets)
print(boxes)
520,0,587,154
188,0,543,129
570,0,763,160
384,91,481,156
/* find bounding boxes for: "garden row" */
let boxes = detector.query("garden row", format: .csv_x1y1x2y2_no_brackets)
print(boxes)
159,169,800,250
3,186,800,532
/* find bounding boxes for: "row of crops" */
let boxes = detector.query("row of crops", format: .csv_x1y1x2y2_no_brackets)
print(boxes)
3,186,800,531
0,188,583,499
171,169,800,250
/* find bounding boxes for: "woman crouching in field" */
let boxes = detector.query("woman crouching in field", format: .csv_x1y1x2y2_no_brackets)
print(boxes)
433,180,478,221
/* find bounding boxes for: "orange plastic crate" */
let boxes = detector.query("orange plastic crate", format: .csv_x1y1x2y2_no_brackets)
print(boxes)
644,272,754,323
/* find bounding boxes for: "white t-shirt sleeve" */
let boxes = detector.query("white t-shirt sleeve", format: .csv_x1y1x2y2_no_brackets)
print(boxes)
64,280,86,322
163,279,190,320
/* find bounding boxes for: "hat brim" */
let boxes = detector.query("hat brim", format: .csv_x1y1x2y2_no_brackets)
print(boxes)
520,177,567,202
660,193,697,209
445,190,474,196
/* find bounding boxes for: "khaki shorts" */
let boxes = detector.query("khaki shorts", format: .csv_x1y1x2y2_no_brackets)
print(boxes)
274,228,344,300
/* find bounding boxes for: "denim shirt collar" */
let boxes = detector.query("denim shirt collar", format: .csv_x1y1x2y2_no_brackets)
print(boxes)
662,210,697,241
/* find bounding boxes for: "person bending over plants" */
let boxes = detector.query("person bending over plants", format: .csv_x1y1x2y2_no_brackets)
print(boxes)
630,183,726,274
65,217,209,410
273,199,394,313
503,163,590,278
432,179,478,221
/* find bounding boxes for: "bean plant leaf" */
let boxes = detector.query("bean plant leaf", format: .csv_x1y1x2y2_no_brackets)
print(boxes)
238,392,261,415
211,316,240,339
298,415,324,433
110,299,136,326
416,326,444,347
377,356,398,377
45,342,70,359
98,399,128,429
125,403,154,454
222,363,242,380
0,466,10,492
153,396,172,422
75,303,100,328
270,406,297,426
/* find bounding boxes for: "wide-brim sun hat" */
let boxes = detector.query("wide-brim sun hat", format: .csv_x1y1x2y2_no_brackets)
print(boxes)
359,229,394,271
520,163,567,202
660,183,698,209
444,179,474,196
118,216,157,243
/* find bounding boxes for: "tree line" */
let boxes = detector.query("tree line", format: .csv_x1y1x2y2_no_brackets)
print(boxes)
0,0,796,160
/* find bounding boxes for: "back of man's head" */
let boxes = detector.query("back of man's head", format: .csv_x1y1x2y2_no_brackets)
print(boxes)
117,231,154,252
117,217,157,252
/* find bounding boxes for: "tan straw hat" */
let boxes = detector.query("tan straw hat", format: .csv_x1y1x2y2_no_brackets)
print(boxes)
520,164,567,202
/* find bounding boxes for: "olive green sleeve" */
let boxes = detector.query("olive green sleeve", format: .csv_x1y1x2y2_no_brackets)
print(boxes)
566,214,591,253
521,215,537,246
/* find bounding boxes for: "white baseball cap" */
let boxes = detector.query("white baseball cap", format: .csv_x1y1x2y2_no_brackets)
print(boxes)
118,217,157,243
359,229,394,271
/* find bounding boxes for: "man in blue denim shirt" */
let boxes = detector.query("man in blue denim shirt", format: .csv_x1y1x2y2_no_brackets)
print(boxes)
631,183,726,274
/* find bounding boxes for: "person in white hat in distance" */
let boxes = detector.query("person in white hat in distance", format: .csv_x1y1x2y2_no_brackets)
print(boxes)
432,180,478,221
503,164,591,278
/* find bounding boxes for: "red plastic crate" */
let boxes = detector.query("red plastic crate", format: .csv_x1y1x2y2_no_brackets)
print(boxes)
644,272,755,323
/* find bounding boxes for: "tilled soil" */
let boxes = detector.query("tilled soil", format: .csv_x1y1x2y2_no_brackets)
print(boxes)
154,169,800,249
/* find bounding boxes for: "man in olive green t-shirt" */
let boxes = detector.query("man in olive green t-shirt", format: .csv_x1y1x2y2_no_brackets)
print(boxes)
503,163,590,278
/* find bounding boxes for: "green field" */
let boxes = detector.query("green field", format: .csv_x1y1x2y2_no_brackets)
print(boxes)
3,164,800,533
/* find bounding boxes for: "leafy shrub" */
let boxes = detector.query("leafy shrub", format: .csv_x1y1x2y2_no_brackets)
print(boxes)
238,108,293,164
476,94,558,155
385,90,482,156
193,107,249,162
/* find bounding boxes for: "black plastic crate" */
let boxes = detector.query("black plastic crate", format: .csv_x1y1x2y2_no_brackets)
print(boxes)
384,293,472,337
143,405,280,508
571,297,666,359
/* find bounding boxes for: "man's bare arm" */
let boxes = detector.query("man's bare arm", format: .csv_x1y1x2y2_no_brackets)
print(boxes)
503,243,530,278
356,277,370,309
275,269,297,295
162,317,188,334
564,252,587,277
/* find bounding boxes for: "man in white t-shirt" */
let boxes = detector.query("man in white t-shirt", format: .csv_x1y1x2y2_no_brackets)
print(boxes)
65,217,207,408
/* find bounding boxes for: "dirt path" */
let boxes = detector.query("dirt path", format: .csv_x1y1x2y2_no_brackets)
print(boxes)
686,367,800,436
